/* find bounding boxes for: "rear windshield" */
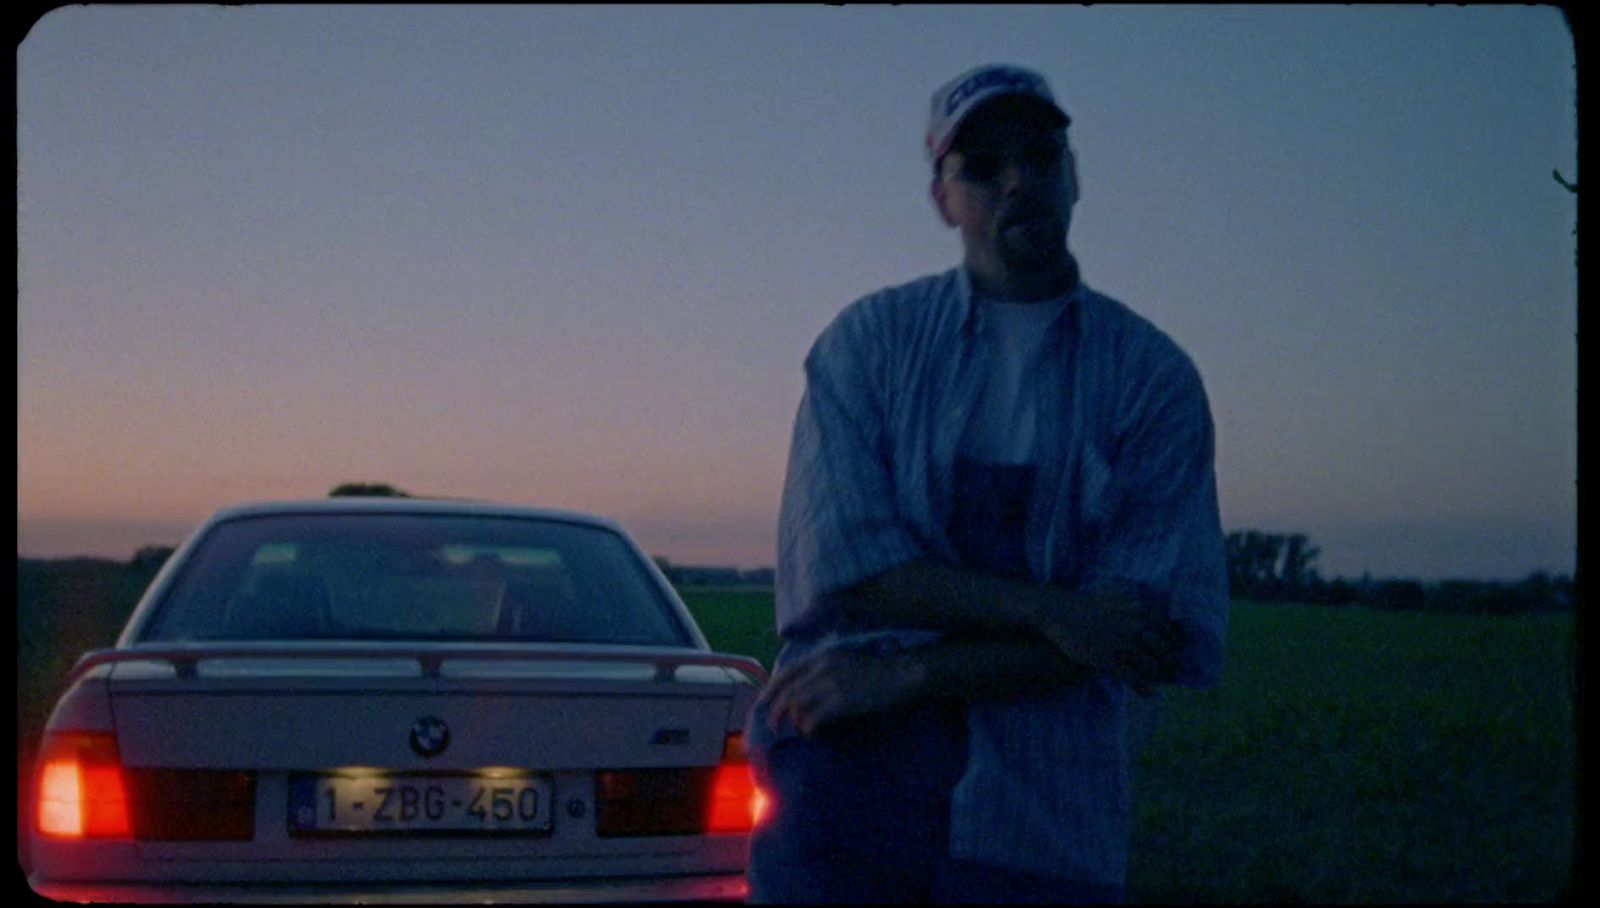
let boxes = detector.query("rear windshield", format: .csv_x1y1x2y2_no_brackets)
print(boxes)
139,513,693,647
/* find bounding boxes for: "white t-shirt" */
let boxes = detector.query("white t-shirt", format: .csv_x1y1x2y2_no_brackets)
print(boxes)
957,294,1071,464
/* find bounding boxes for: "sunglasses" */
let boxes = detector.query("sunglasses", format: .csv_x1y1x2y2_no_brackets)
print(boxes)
946,140,1065,185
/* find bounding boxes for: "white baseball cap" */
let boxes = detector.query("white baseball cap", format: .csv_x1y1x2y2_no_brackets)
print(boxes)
925,64,1071,163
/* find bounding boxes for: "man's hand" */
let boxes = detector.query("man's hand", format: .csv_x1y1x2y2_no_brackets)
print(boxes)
1036,581,1186,695
756,647,925,737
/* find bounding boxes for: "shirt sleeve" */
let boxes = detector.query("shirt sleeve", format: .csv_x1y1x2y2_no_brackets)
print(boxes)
774,304,928,639
1087,346,1230,688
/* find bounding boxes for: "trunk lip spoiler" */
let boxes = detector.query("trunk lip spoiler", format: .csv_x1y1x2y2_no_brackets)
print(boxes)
68,643,768,685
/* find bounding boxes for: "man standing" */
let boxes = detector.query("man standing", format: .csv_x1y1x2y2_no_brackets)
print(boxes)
746,64,1230,903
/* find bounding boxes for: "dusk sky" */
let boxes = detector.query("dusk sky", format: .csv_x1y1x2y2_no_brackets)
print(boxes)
18,6,1577,581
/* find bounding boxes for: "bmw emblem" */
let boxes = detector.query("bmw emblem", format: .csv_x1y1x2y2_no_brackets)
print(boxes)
410,716,450,758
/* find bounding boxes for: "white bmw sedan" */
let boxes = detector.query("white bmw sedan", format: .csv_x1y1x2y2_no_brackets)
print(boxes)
27,498,768,903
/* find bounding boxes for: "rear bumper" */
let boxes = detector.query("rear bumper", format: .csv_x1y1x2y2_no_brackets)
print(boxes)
27,872,748,904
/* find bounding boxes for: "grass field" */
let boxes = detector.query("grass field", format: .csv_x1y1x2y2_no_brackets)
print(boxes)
677,588,1576,903
17,570,1575,901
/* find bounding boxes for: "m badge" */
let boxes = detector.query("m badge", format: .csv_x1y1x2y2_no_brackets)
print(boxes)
410,716,451,758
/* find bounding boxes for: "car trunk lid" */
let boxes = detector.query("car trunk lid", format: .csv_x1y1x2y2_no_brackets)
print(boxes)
81,644,764,877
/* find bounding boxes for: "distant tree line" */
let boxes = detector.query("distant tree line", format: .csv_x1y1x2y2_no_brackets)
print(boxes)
652,556,774,588
329,482,413,498
130,544,178,573
1226,530,1325,600
1225,529,1574,614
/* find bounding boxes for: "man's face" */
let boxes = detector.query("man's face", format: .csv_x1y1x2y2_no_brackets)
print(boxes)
931,99,1079,272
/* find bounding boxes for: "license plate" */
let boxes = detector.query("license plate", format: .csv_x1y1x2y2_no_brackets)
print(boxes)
289,773,553,835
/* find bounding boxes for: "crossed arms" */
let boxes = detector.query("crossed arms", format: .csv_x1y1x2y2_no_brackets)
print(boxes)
759,558,1186,735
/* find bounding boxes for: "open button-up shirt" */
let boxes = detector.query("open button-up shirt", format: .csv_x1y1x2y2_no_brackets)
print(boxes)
755,264,1229,886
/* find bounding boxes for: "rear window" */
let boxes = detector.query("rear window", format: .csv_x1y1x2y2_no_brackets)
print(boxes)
139,513,692,647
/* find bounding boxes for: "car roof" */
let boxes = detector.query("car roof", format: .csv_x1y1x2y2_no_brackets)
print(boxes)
206,498,627,534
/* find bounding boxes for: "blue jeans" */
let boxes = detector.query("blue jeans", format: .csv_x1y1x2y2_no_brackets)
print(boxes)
746,700,1125,904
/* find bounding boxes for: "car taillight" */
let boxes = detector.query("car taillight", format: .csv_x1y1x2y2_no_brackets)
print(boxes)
35,732,258,842
36,732,132,839
595,732,769,837
707,732,766,833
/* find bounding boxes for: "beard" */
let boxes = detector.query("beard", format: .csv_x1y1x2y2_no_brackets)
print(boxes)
996,212,1068,268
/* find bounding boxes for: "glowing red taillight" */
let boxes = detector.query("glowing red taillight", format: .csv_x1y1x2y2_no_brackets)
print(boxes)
36,732,133,839
707,732,767,833
594,732,770,837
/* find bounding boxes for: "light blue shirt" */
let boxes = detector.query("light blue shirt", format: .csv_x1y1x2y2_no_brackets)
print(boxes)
754,264,1229,886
